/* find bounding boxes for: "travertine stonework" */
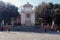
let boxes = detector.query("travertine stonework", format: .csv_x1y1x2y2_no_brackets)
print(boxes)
21,2,35,26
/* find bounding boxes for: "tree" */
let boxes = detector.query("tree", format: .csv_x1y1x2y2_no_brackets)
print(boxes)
35,2,53,25
0,1,20,25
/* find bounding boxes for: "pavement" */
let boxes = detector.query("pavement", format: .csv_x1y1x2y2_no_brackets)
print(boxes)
0,32,60,40
0,25,60,40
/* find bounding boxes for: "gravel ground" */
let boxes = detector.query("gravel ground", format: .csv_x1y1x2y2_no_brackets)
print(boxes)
0,32,60,40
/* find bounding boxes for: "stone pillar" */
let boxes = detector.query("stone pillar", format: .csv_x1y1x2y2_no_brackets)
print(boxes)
21,13,25,25
1,20,4,27
11,17,14,26
31,13,35,25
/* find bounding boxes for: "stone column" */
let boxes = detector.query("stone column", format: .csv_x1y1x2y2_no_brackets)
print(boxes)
31,13,35,25
21,13,25,25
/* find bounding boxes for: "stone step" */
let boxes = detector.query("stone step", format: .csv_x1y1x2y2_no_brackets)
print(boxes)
10,26,45,32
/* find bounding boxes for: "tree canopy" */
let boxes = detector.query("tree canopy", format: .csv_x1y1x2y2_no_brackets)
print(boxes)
35,2,60,24
0,1,20,24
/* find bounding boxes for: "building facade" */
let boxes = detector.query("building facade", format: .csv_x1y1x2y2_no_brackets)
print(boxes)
21,2,35,26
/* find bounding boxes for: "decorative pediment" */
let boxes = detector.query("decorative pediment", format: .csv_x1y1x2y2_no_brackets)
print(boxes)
23,2,33,7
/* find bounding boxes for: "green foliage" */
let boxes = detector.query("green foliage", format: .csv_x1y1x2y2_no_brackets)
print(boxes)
35,2,60,24
0,1,20,24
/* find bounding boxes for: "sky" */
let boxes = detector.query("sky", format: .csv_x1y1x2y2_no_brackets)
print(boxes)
0,0,60,8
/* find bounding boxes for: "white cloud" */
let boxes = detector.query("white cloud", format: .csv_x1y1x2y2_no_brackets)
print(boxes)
0,0,21,8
